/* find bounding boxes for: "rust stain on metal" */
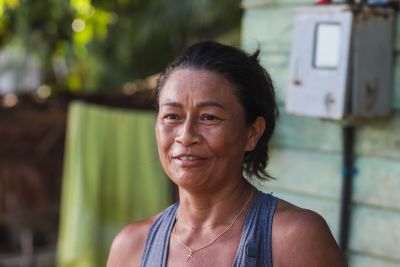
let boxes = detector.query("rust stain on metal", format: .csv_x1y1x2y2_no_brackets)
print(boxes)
356,7,392,22
342,6,353,12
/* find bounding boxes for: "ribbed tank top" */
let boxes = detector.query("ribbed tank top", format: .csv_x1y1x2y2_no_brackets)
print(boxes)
140,191,278,267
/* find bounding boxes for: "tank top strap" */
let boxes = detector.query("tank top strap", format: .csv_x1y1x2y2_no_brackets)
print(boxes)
232,191,278,267
140,203,178,267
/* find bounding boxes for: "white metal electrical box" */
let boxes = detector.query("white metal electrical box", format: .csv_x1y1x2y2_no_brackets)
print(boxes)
286,5,394,120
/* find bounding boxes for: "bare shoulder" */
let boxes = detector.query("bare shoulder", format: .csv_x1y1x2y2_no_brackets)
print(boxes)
272,199,347,267
106,214,159,267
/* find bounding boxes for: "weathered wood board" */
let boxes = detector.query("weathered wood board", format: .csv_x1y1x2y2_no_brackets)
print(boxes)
349,205,400,262
264,147,343,199
353,156,400,211
349,253,400,267
271,108,400,161
265,147,400,211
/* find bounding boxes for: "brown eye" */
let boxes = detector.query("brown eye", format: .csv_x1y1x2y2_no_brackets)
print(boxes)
163,114,179,121
201,114,220,121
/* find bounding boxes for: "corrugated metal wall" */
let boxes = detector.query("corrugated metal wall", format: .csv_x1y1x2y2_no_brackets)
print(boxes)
241,0,400,266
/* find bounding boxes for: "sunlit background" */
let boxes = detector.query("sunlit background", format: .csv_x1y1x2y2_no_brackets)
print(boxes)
0,0,242,94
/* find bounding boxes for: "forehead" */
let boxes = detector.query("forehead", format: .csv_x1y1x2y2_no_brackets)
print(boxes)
159,69,240,105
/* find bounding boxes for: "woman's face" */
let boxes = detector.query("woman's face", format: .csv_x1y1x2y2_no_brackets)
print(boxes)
155,69,258,192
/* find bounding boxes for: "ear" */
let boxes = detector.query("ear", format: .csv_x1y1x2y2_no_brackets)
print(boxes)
245,116,266,152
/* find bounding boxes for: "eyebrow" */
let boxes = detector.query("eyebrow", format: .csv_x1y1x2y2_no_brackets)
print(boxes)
161,100,226,110
160,101,182,108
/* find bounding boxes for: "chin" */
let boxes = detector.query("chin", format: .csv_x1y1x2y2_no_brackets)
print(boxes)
169,173,209,189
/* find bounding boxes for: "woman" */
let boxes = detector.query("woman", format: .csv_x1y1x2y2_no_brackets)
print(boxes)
106,41,347,266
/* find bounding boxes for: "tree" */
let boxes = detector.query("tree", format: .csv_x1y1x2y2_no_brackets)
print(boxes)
0,0,242,93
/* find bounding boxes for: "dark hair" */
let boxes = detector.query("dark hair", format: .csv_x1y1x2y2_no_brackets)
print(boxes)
155,41,278,180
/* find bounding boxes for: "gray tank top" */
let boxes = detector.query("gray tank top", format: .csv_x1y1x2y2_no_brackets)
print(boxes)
140,191,277,267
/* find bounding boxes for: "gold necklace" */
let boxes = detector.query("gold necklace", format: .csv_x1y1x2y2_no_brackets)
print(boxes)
172,189,254,262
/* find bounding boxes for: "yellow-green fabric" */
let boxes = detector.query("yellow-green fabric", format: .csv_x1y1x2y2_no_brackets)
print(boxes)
57,101,171,267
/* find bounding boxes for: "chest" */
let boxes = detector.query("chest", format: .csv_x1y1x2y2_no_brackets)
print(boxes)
166,228,243,267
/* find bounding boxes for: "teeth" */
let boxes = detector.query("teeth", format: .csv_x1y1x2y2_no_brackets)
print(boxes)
179,156,199,161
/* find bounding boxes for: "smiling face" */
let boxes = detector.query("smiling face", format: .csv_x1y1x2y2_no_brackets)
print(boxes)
155,69,260,192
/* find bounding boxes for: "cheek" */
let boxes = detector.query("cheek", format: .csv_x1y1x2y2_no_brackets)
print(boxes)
155,123,173,154
206,128,248,156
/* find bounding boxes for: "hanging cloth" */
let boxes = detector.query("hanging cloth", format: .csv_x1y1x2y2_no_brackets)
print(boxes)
57,101,171,267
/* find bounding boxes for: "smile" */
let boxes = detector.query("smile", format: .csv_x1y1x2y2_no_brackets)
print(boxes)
178,156,200,161
173,155,205,160
176,156,202,161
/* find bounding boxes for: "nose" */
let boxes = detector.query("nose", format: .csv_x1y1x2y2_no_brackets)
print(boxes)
175,118,200,146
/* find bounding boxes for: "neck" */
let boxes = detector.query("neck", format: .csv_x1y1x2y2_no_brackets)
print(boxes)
176,178,254,229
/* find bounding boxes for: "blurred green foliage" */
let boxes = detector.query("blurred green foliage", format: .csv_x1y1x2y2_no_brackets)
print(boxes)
0,0,242,93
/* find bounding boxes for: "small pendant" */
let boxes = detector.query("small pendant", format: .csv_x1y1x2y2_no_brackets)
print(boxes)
186,249,194,262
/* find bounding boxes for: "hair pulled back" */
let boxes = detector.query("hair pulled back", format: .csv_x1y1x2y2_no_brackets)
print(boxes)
155,41,278,180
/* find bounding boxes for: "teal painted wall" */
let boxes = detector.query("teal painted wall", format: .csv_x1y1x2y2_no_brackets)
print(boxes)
241,1,400,266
